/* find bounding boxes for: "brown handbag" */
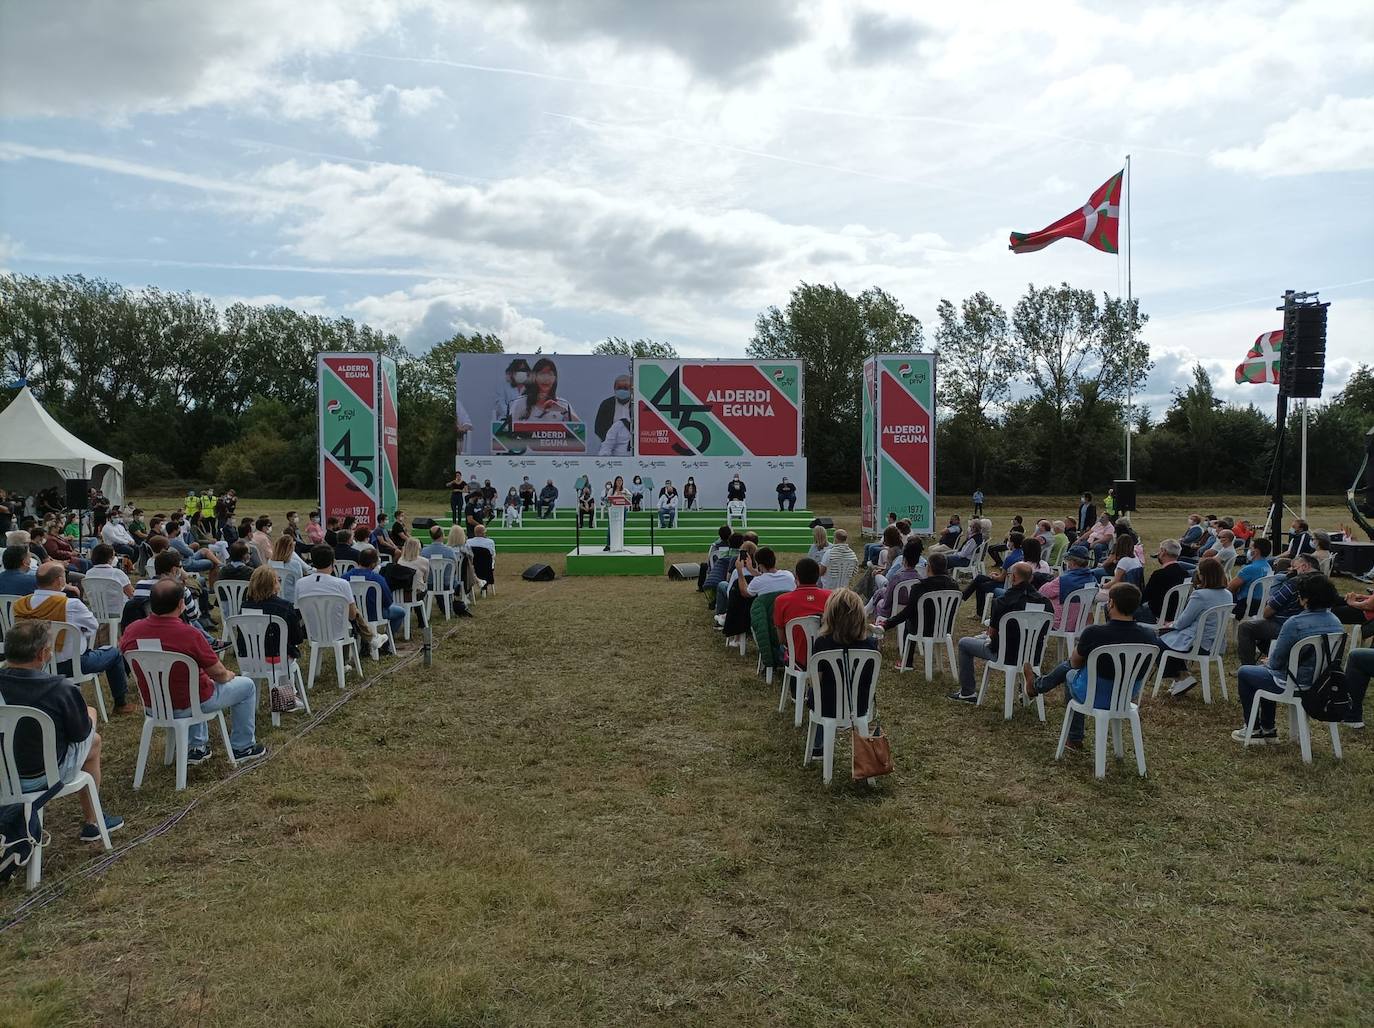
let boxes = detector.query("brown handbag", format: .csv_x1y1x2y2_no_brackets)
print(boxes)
852,724,894,781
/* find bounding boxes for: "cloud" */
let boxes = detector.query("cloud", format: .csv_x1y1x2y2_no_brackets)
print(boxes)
847,10,927,65
347,282,563,350
0,234,15,271
1210,95,1374,177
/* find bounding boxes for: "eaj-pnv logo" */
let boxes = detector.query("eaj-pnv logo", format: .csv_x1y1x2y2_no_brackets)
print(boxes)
894,360,928,385
326,399,341,414
769,367,796,389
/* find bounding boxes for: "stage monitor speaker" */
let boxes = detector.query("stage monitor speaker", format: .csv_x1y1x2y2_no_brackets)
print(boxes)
1280,301,1328,399
809,517,835,529
522,563,555,582
411,516,437,531
1112,480,1137,514
66,478,91,509
668,562,700,581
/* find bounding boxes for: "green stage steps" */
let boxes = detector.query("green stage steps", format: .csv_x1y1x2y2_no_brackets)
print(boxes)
435,508,819,553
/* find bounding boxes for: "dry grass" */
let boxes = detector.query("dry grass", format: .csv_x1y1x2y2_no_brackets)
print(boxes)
1,494,1371,1026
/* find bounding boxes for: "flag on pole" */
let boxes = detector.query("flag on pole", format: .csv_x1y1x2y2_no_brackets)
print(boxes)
1009,170,1124,254
1234,331,1283,384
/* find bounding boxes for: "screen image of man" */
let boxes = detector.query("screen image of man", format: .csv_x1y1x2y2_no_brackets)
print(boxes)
594,373,634,455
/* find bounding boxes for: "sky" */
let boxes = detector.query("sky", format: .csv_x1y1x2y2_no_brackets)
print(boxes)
1,0,1371,414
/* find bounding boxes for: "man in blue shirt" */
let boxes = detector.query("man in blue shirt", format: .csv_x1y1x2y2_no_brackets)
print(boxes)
0,543,38,596
344,548,406,638
1235,553,1318,666
1229,538,1274,617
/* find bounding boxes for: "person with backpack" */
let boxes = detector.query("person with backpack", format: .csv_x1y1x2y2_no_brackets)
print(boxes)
1232,574,1343,745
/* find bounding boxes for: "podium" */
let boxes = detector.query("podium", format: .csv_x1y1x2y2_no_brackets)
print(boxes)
607,503,627,552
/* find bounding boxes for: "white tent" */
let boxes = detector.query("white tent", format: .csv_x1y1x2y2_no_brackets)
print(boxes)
0,387,126,505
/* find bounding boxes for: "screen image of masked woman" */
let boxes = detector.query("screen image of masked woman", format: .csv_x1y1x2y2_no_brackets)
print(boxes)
508,358,578,422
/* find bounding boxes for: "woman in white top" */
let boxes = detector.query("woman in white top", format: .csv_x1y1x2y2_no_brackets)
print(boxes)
508,357,578,422
399,536,430,596
1097,534,1143,601
269,534,308,604
1156,556,1234,694
806,523,830,572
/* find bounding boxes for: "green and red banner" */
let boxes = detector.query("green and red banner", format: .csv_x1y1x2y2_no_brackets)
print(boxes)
861,358,877,534
635,359,803,457
318,353,380,526
378,355,399,517
871,354,936,534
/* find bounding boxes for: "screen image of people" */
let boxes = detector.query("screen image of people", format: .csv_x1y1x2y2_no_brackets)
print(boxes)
595,372,634,455
509,358,579,423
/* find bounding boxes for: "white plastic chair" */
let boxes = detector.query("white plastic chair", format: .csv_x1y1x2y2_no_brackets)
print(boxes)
395,577,428,640
214,579,249,643
333,559,357,578
1230,574,1281,644
951,540,988,587
803,648,881,786
822,550,857,591
129,647,238,791
1220,554,1238,579
778,615,821,728
1151,602,1232,703
977,607,1052,721
898,590,961,681
1047,585,1097,665
0,705,113,889
1055,642,1158,778
82,577,126,647
0,593,24,660
428,557,457,619
1157,582,1193,625
346,580,393,662
227,612,310,728
298,593,364,688
502,506,523,528
726,500,748,528
42,622,111,724
1241,631,1345,763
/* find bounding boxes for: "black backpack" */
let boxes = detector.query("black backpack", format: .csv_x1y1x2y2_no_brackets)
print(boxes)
1300,634,1353,723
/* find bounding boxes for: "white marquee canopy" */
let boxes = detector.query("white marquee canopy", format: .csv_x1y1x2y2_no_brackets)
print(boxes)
0,386,125,505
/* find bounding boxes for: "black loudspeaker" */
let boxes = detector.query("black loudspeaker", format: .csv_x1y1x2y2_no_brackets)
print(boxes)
522,563,555,582
1112,480,1138,514
411,516,437,531
66,478,91,508
1363,426,1374,513
668,562,700,581
809,517,835,529
1280,301,1328,399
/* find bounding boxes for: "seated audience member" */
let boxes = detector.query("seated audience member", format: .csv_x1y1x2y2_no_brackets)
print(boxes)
397,537,430,596
1232,574,1342,744
742,548,796,598
879,552,959,666
806,524,830,573
333,529,362,564
345,548,408,639
1274,518,1316,571
100,509,139,560
1136,539,1189,624
37,525,89,574
164,520,222,584
1082,514,1116,562
988,519,1023,564
776,477,797,512
297,545,388,657
305,511,325,546
1335,588,1374,643
1063,516,1079,544
805,588,879,757
1235,553,1320,666
1180,514,1205,556
15,562,134,714
863,515,896,565
0,620,124,841
714,541,757,619
132,550,217,639
1038,545,1100,629
121,580,266,763
698,526,735,593
872,526,903,571
1155,557,1234,696
952,562,1046,703
824,529,857,581
937,515,962,550
249,517,274,565
537,480,559,519
1047,521,1071,566
872,539,925,620
238,565,306,702
467,524,497,592
773,558,831,669
1027,582,1158,750
1229,537,1275,616
962,531,1024,608
268,534,308,604
218,541,256,582
945,519,988,570
0,543,38,595
421,524,456,566
84,543,134,599
353,525,376,554
1181,527,1236,572
1096,534,1143,592
1342,647,1371,730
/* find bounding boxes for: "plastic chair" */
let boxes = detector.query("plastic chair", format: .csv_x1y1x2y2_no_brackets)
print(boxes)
0,593,23,647
1241,631,1345,763
977,607,1053,721
214,579,250,642
0,705,114,889
346,580,392,661
778,615,821,727
803,648,881,786
334,559,357,578
227,612,310,728
396,583,428,640
726,500,748,528
298,594,364,689
822,550,857,591
502,506,523,528
951,540,988,587
128,647,238,791
42,622,111,724
898,590,961,681
1055,643,1158,778
1151,602,1232,703
428,557,457,619
82,577,126,647
1157,582,1193,625
1047,585,1097,663
1231,574,1281,643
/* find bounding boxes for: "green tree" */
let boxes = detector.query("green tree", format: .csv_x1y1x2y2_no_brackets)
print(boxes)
934,291,1011,490
749,283,921,490
591,337,678,359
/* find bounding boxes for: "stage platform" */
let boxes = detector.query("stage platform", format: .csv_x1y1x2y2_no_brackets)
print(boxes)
437,507,818,554
565,545,666,577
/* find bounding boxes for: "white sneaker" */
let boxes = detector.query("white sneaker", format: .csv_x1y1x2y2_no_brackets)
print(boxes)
1168,676,1197,697
713,614,726,626
369,633,387,653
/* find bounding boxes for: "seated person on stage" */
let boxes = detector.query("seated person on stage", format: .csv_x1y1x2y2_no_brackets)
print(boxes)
0,620,124,842
1026,582,1158,750
1228,537,1274,617
806,589,879,758
773,558,831,669
577,485,595,527
1232,574,1342,744
727,474,747,504
951,562,1046,703
657,481,679,528
776,477,797,512
1154,557,1234,696
537,480,559,519
518,477,536,511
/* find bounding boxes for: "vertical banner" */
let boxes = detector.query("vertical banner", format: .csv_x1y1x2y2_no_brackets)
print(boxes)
875,354,936,534
861,357,877,535
635,359,803,456
318,353,380,526
378,355,399,517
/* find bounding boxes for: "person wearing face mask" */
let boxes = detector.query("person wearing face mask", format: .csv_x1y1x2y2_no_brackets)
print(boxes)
493,358,531,422
594,373,634,456
100,509,138,560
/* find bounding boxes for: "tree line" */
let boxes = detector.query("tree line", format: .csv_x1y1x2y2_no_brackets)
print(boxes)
1,273,1368,500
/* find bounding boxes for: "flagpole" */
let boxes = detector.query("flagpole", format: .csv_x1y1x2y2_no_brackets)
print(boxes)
1124,154,1133,481
1300,398,1308,518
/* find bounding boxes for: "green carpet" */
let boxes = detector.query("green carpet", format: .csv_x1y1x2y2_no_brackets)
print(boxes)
437,508,818,553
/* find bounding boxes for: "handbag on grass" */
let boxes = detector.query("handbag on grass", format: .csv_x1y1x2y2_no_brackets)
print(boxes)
851,724,893,781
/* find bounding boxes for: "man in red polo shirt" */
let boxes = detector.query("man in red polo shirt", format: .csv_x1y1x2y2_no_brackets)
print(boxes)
119,580,265,765
773,557,831,668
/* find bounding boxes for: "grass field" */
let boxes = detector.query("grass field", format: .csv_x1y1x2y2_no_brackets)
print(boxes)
1,493,1371,1026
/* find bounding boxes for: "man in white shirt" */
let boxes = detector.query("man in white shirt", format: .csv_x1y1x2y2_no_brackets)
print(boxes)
100,512,138,560
296,545,387,656
742,547,796,597
14,562,135,713
84,543,134,598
